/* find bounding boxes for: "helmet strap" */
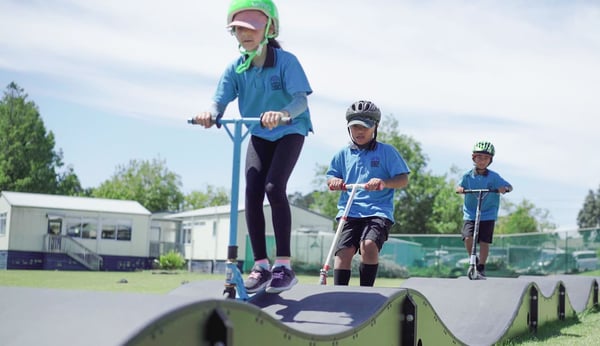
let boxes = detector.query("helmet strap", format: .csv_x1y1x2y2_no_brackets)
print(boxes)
235,20,273,74
347,127,377,150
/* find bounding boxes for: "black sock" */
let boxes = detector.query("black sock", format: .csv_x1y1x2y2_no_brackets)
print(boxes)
477,264,485,272
359,263,379,287
334,269,351,285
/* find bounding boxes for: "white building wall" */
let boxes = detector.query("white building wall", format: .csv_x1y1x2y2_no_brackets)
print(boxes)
4,205,151,257
172,205,333,262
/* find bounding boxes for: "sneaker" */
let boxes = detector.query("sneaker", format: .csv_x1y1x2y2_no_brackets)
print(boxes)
244,265,272,293
476,264,486,280
266,266,298,293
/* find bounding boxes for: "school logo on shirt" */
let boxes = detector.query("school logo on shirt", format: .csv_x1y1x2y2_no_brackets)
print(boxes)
371,157,380,168
270,76,282,90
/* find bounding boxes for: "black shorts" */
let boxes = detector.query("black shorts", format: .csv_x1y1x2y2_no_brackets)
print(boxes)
334,217,392,255
461,220,495,244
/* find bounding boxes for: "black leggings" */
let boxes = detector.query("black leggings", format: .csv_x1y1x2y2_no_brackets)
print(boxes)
245,134,304,260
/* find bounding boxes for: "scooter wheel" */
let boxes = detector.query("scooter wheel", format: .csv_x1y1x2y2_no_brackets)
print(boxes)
467,267,476,280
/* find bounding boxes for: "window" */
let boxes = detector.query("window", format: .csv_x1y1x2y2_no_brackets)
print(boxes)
66,218,98,239
48,220,62,235
0,213,6,236
101,219,132,241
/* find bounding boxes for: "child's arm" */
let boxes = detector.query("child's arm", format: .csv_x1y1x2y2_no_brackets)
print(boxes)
370,173,408,190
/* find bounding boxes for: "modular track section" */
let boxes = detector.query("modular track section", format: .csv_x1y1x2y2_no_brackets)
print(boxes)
0,276,598,346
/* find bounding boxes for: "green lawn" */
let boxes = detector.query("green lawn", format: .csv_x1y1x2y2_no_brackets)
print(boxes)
0,270,406,294
1,270,598,345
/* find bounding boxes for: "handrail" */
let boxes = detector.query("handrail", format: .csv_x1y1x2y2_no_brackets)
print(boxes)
43,234,103,271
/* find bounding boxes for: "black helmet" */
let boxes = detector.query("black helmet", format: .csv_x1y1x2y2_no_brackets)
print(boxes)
345,100,381,128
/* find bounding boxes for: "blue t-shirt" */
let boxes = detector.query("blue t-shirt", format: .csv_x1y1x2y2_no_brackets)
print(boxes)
212,47,313,141
326,142,410,222
458,168,512,221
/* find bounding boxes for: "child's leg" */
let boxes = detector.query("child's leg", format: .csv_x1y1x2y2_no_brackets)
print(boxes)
333,219,359,285
479,242,490,265
461,221,475,256
358,218,390,287
359,239,380,286
334,247,356,269
464,237,474,255
477,221,496,266
334,247,355,285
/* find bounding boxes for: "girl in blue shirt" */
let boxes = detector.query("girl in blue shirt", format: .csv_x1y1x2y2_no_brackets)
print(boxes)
193,0,312,294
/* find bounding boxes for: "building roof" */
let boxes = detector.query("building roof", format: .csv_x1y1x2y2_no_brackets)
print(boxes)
165,205,237,219
1,191,151,215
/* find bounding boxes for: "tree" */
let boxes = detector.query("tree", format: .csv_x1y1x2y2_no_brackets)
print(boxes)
377,116,463,234
577,186,600,243
0,82,81,194
578,187,600,228
93,157,184,212
305,164,340,218
183,185,230,210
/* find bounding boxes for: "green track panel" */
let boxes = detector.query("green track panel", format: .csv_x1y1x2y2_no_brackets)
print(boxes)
126,293,407,346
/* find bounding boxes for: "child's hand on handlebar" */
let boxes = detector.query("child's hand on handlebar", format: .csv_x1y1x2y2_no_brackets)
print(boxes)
365,178,384,191
327,178,344,191
192,112,214,128
456,186,465,194
499,186,511,194
260,111,285,130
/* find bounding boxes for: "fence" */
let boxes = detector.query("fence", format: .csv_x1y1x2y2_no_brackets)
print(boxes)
245,227,600,277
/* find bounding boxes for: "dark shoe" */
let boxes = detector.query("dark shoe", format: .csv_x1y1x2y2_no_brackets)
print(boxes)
266,266,298,293
476,264,486,279
244,265,272,293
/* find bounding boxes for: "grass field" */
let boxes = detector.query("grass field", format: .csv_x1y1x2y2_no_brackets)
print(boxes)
1,270,599,345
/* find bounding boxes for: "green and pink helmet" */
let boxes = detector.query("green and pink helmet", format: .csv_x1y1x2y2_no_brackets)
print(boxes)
227,0,279,38
226,0,279,73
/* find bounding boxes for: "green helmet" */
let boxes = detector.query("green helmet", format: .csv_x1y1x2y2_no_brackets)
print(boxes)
473,141,495,156
227,0,279,38
345,100,381,123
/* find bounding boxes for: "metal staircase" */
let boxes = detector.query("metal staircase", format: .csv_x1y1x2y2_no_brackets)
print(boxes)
43,234,103,271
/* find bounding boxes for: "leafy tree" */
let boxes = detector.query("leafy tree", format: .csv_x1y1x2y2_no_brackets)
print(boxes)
0,82,81,194
93,157,184,212
494,198,556,238
428,168,464,234
183,185,230,210
377,115,463,234
577,186,600,243
578,187,600,228
306,164,340,219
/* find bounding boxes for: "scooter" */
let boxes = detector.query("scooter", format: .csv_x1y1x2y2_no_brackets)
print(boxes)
460,189,498,280
319,183,365,285
188,115,290,299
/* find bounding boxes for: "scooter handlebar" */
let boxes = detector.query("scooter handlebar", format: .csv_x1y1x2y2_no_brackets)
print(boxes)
342,183,367,191
187,115,292,127
458,188,499,194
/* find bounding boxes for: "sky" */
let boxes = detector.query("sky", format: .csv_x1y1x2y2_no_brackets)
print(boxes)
1,0,599,230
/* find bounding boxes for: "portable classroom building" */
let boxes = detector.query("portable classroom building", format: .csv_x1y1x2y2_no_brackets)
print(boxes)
0,191,154,271
165,204,333,272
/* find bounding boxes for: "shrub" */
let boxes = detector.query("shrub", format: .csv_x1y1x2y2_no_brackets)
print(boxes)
158,250,186,270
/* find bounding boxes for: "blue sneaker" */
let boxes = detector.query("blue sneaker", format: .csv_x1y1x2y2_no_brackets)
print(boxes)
244,265,272,293
266,266,298,293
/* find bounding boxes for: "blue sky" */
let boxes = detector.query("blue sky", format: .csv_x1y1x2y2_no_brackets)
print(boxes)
1,0,599,230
